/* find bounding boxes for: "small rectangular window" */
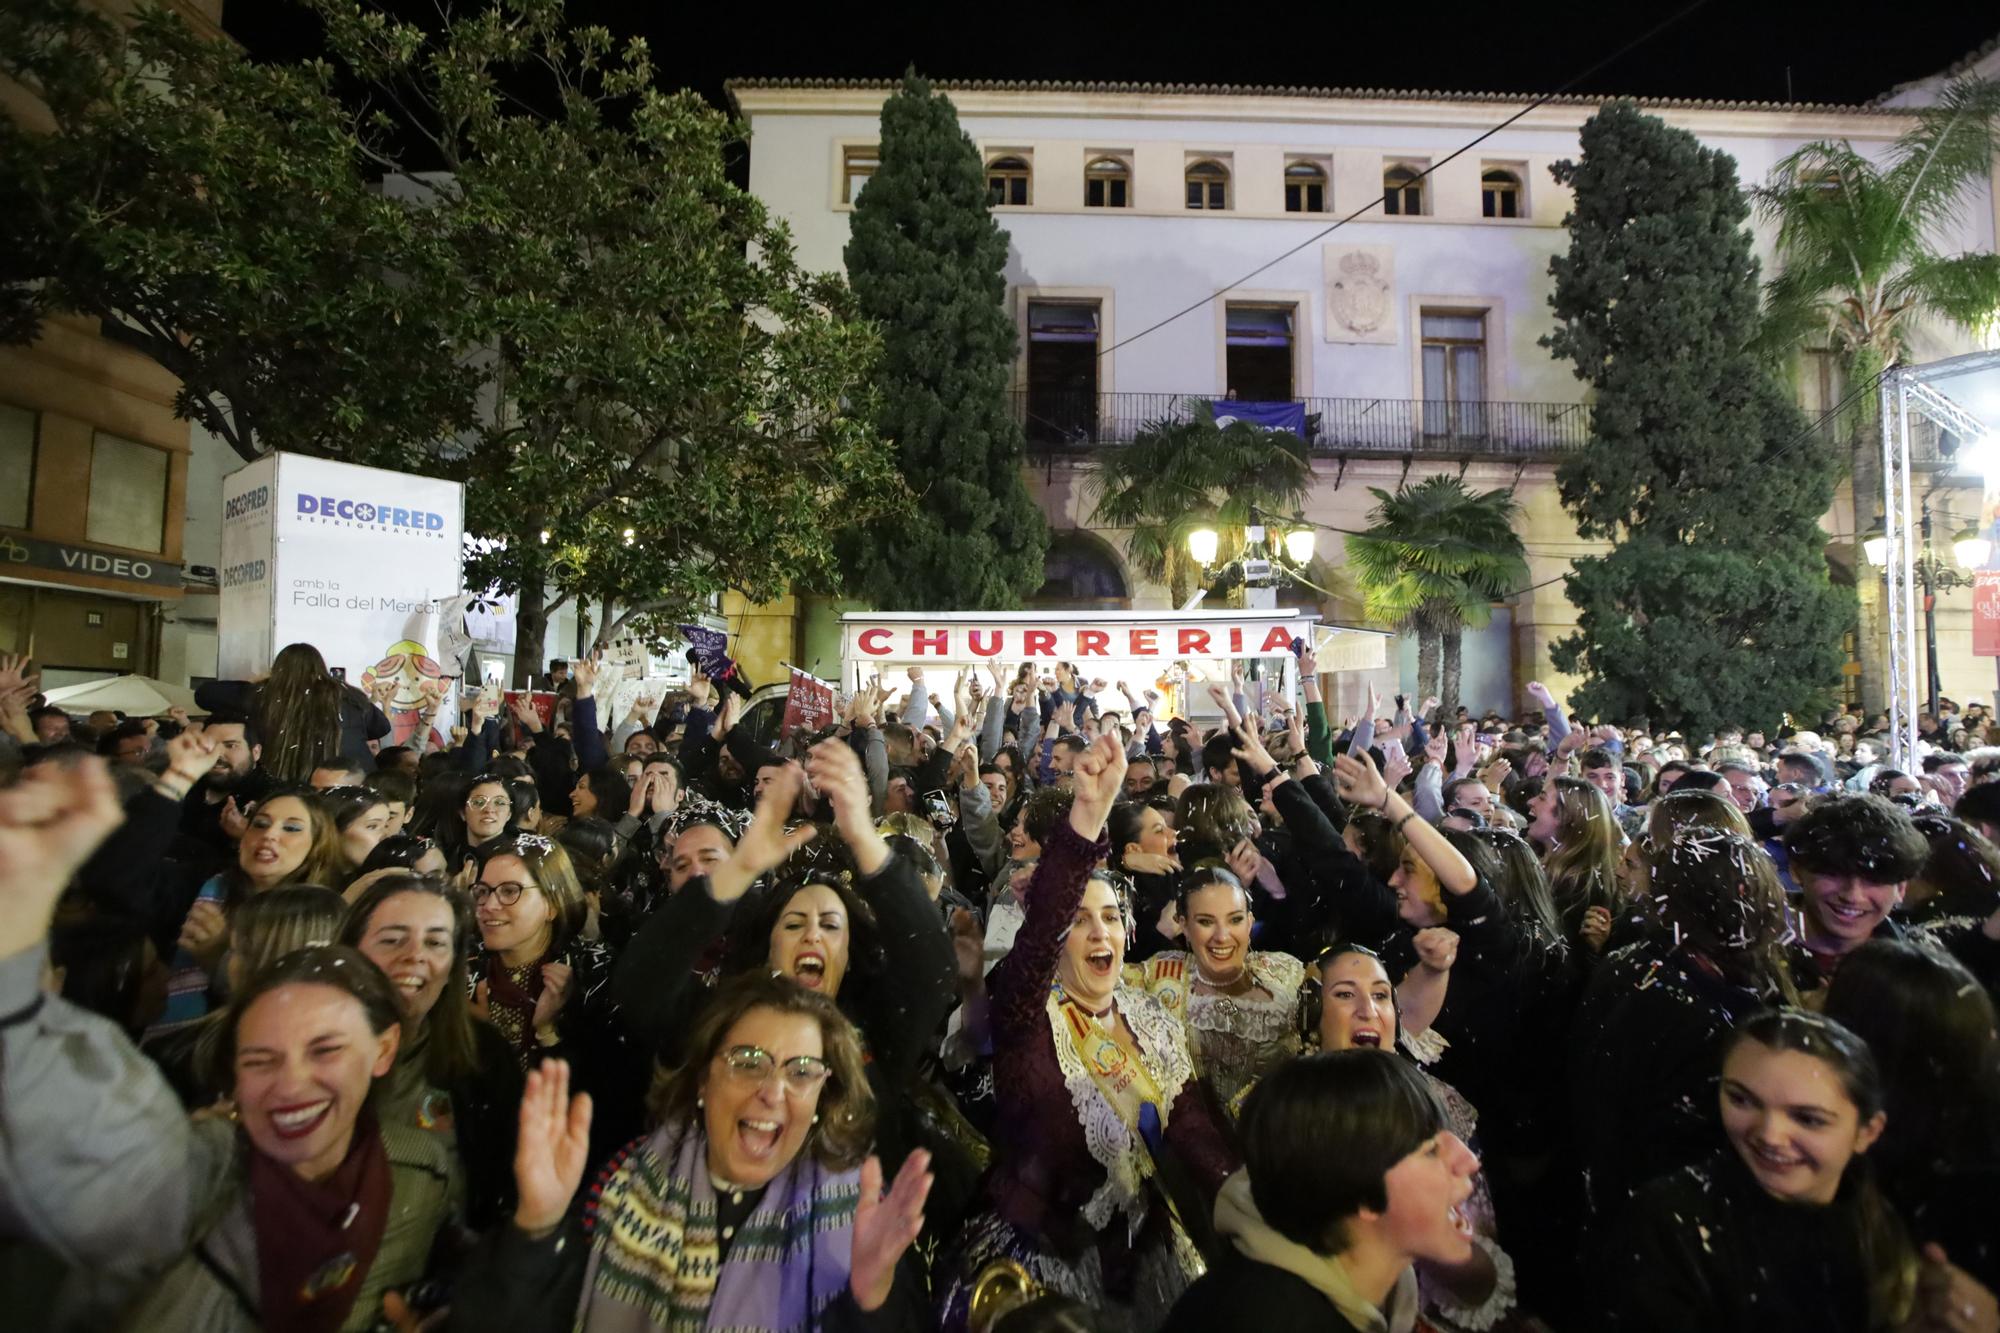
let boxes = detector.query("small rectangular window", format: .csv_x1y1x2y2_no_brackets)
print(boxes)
87,432,168,553
0,404,33,530
842,146,879,204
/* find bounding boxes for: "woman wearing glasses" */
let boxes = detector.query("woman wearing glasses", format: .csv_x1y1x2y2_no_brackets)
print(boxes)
443,773,519,876
450,981,936,1332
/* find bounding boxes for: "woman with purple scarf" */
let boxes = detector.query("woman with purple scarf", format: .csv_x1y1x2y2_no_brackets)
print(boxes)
446,787,935,1333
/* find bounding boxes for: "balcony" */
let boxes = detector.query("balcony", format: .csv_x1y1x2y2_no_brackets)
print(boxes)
1010,390,1591,458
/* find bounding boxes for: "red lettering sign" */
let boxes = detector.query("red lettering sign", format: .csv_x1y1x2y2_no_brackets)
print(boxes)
1261,626,1295,653
1229,627,1244,653
1129,628,1157,656
1077,629,1110,657
913,629,947,656
1978,571,2000,657
858,628,892,656
1178,629,1210,655
1024,629,1057,656
968,630,1004,657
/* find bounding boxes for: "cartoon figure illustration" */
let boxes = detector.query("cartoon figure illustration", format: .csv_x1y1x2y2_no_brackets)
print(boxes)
361,638,451,749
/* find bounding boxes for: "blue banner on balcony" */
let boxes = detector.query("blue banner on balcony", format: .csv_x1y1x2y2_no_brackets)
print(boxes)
1208,400,1306,437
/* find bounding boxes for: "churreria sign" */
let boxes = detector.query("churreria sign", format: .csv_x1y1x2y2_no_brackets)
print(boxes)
295,493,448,534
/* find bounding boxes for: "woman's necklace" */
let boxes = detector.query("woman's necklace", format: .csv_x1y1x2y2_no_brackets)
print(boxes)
1195,966,1257,997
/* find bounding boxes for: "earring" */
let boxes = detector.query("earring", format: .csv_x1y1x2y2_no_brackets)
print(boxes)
811,1113,820,1125
697,1096,705,1109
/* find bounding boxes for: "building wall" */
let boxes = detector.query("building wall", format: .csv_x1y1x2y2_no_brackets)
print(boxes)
737,84,2000,717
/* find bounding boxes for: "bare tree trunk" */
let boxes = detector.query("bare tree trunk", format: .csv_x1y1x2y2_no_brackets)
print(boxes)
1441,629,1464,722
511,579,547,689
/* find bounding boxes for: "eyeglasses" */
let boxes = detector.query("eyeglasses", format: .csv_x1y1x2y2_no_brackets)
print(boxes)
471,880,531,906
467,796,512,811
718,1044,831,1093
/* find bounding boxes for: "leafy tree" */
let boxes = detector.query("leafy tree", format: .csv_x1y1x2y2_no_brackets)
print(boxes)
1544,101,1853,733
1753,77,2000,396
838,70,1048,610
3,0,902,681
0,0,474,465
1088,405,1312,606
306,0,901,670
1343,476,1528,718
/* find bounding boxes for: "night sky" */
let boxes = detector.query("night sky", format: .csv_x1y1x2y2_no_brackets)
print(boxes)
228,1,1996,114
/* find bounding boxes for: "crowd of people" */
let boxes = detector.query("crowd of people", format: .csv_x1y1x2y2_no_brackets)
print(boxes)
2,640,1999,1333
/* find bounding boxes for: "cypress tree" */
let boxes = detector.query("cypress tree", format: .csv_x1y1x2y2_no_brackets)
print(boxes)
839,71,1049,609
1544,101,1853,734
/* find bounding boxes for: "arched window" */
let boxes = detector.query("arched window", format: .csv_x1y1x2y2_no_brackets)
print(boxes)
1030,531,1130,608
1383,164,1424,216
986,155,1031,207
1284,161,1327,213
1084,156,1130,208
1186,159,1230,211
1481,169,1522,219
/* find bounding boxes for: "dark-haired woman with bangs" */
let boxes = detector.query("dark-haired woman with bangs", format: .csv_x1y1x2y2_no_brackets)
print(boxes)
1164,1051,1483,1333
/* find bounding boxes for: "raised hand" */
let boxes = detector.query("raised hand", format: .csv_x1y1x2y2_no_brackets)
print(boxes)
807,744,871,836
571,656,599,699
1207,683,1243,729
850,1150,934,1312
0,756,125,957
1579,905,1613,953
1226,837,1265,887
1423,731,1449,768
0,652,35,696
1230,724,1282,787
1381,749,1414,791
711,764,817,903
1123,850,1182,876
1067,733,1129,841
1332,750,1390,811
162,728,219,789
1525,680,1554,707
510,694,544,732
511,1060,594,1236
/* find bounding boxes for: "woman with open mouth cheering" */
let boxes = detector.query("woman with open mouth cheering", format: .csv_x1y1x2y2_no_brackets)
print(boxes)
0,755,454,1331
449,986,935,1332
936,733,1237,1331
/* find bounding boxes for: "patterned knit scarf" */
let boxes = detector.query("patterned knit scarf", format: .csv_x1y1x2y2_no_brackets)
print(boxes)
577,1116,861,1333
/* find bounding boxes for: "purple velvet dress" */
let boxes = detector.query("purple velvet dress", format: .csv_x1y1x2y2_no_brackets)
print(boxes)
935,818,1239,1330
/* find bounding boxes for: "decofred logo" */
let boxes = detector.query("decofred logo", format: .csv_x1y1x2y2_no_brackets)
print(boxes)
295,493,448,536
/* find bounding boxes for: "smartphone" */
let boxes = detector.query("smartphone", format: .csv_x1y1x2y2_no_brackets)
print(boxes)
922,789,957,829
482,659,505,689
1383,738,1406,763
328,665,347,682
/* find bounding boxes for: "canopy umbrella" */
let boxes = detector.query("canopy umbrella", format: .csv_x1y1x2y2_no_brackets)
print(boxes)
40,674,203,718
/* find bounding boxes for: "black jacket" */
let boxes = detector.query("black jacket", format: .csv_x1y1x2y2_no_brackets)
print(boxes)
1601,1150,1875,1332
1163,1251,1364,1333
1568,935,1773,1228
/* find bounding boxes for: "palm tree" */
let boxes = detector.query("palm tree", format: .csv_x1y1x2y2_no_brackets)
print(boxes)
1754,76,2000,405
1087,404,1311,606
1344,476,1529,719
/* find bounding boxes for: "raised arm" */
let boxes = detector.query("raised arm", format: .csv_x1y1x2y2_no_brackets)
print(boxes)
1527,682,1569,758
569,657,609,774
986,735,1122,1038
0,758,234,1277
1334,750,1478,896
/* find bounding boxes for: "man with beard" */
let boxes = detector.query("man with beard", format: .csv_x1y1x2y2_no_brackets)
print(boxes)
175,711,269,860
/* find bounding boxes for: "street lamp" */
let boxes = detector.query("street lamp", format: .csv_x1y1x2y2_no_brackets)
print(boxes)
1187,527,1220,567
1284,527,1317,565
1863,501,1986,717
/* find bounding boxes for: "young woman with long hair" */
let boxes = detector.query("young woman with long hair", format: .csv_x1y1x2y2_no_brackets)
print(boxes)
1604,1009,1917,1331
343,871,524,1232
150,787,342,1038
2,762,453,1333
195,641,391,784
1524,775,1625,945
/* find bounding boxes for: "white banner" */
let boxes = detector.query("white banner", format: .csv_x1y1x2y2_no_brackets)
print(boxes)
218,454,466,748
840,613,1314,667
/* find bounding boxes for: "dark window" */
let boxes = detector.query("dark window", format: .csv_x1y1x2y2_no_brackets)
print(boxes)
1481,169,1521,219
1026,302,1101,445
1186,160,1229,210
987,156,1031,207
1383,165,1423,216
1226,305,1295,401
1284,162,1327,213
1085,157,1130,208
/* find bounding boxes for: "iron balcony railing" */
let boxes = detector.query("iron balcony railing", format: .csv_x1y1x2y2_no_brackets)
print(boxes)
1010,390,1591,457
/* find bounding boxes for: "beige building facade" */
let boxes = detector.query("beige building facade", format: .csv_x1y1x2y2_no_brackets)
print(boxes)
732,74,2000,720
